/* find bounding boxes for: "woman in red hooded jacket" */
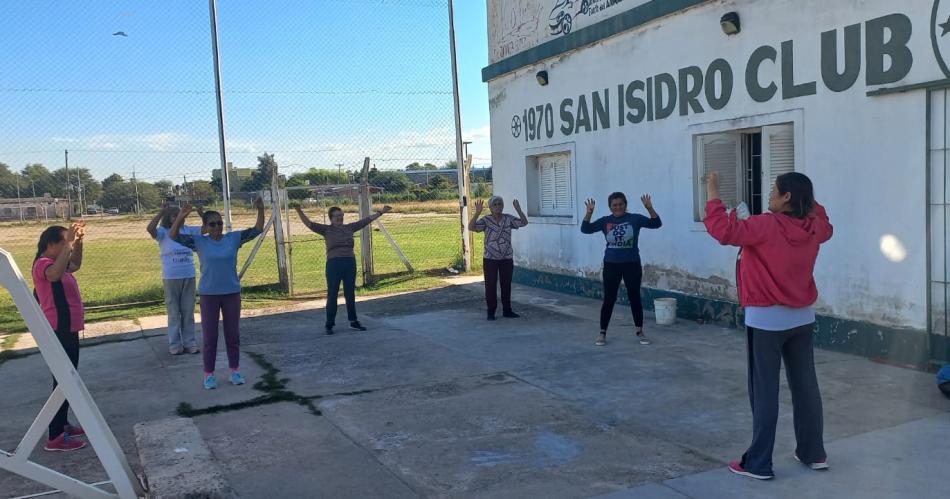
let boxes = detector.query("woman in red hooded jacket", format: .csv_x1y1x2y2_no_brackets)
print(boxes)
704,171,833,481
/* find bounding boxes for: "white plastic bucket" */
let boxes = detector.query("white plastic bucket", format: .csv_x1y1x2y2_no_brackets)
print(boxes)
654,298,677,325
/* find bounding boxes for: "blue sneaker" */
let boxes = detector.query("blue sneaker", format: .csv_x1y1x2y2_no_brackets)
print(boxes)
230,371,246,385
203,375,217,390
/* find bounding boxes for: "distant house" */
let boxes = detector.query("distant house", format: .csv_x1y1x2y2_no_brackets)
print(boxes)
403,168,492,186
211,165,255,191
0,195,69,221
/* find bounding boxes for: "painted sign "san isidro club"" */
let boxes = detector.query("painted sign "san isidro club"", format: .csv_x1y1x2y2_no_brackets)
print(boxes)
511,9,950,142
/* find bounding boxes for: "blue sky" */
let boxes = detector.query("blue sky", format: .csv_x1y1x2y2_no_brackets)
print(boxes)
0,0,491,184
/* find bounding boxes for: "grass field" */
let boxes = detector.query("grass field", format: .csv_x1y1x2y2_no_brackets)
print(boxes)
0,204,485,335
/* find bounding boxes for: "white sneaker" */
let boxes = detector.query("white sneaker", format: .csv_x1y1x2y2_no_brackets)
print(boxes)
794,453,829,470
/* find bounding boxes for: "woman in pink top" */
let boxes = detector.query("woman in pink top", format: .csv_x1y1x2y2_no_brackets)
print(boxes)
31,221,88,452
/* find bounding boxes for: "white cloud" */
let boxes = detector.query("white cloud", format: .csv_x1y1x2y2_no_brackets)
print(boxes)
48,132,188,151
227,141,259,153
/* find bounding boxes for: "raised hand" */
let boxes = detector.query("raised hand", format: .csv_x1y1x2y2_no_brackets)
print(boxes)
512,199,521,210
254,197,265,210
381,205,393,214
180,203,194,216
474,199,485,214
640,194,653,211
705,171,720,200
585,198,596,216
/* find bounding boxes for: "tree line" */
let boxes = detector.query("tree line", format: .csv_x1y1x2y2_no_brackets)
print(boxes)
0,162,211,213
0,155,491,212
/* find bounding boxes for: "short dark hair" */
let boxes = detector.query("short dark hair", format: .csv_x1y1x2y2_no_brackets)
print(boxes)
328,206,343,218
607,192,627,206
201,210,222,225
161,207,181,228
775,172,815,219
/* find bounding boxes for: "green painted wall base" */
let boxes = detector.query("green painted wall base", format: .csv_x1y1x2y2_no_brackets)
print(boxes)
513,266,946,370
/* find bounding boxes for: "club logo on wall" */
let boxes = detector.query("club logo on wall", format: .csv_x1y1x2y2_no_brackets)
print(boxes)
933,0,950,77
548,0,592,35
511,115,523,138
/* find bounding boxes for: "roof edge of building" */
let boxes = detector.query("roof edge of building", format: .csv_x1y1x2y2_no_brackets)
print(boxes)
482,0,712,83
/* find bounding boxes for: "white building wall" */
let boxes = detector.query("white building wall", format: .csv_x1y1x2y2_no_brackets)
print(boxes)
487,0,945,330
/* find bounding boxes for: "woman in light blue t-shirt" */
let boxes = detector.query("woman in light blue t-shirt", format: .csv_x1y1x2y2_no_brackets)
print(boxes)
171,199,265,390
147,203,204,355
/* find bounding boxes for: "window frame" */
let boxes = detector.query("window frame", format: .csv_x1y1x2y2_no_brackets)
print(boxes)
525,142,578,225
689,110,804,230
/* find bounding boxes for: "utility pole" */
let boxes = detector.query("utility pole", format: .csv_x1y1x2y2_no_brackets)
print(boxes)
335,163,344,181
15,174,23,223
64,149,71,220
29,172,47,223
132,167,141,215
76,167,84,216
30,176,39,221
448,0,471,272
209,0,233,231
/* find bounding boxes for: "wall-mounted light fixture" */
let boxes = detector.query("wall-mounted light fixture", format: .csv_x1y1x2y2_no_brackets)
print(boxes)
536,70,549,86
720,12,741,35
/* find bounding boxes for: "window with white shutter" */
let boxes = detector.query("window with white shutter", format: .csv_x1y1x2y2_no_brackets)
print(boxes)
527,150,574,218
694,133,742,221
693,123,797,221
761,124,795,212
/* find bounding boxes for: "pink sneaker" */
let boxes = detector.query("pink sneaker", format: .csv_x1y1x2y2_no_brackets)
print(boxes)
794,453,829,470
728,460,774,480
64,424,86,438
44,432,87,452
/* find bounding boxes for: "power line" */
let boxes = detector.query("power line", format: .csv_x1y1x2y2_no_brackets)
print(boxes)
0,87,451,96
0,143,465,155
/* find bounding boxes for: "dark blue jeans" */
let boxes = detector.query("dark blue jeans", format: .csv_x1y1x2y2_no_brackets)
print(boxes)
326,257,358,327
741,324,826,475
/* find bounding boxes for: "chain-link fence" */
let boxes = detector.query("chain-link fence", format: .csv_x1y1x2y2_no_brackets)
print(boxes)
0,0,489,334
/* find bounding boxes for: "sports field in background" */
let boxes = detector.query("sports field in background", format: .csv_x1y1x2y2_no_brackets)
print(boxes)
0,202,485,336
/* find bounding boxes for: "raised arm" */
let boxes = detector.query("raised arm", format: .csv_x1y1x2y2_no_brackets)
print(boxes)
469,199,485,232
703,173,768,247
811,201,833,244
294,204,327,235
512,199,528,227
170,203,193,241
146,205,167,239
67,223,85,272
580,198,603,234
44,225,77,282
640,194,662,229
348,205,392,232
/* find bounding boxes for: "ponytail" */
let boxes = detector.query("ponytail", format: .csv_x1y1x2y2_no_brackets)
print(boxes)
34,226,67,262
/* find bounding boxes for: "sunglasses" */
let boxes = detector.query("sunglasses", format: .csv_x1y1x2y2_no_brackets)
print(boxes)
206,221,224,228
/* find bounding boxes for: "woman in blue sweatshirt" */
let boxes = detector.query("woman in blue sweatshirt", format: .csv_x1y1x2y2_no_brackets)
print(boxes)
581,192,662,346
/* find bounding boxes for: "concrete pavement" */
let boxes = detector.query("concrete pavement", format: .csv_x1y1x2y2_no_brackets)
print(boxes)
1,278,947,498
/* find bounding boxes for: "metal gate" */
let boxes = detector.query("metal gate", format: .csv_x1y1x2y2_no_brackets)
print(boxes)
927,88,950,365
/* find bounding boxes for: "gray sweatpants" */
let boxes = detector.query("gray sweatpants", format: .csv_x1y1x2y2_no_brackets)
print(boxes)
163,278,197,351
741,323,826,476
